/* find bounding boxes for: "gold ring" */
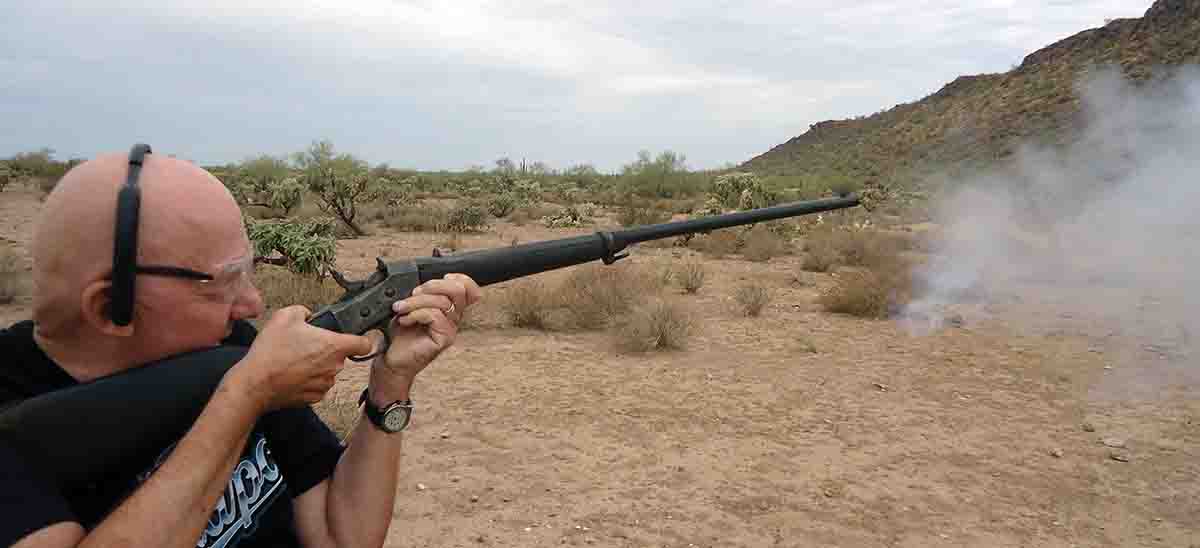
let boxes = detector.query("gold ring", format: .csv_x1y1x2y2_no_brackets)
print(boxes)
446,302,456,315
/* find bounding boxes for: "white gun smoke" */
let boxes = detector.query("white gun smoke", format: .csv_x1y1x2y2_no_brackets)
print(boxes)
901,66,1200,396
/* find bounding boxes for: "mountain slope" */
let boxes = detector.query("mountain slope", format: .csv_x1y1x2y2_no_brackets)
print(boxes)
740,0,1200,190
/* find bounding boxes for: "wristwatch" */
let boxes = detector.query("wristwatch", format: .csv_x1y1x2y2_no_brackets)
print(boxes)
359,388,413,433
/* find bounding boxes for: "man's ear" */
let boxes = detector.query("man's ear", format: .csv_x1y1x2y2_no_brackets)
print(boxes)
80,280,136,337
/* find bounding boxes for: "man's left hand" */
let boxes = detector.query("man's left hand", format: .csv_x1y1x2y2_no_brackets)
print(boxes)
368,273,481,399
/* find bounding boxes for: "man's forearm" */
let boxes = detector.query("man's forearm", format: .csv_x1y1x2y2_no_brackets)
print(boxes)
320,378,412,548
75,370,265,548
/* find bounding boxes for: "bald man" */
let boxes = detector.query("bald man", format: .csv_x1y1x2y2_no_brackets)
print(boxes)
0,151,481,548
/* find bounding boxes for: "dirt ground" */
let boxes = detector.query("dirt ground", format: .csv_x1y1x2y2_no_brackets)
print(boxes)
2,187,1197,548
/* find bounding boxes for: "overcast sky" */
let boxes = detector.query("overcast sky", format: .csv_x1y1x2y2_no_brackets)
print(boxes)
2,0,1154,172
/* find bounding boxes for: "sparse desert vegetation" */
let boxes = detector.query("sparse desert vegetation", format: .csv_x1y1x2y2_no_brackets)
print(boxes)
4,4,1199,542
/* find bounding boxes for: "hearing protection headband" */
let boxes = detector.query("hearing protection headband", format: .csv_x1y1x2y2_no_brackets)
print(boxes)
110,143,222,326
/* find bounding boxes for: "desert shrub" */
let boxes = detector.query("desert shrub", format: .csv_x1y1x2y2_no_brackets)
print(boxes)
689,230,741,258
384,204,447,232
502,280,552,329
818,256,914,319
615,297,694,353
508,204,553,226
0,247,25,304
676,261,707,294
801,231,841,272
837,230,891,268
735,283,772,317
557,264,667,329
741,225,789,262
252,265,344,312
617,204,669,227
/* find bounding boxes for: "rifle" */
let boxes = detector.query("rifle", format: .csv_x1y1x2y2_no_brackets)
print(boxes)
0,194,860,491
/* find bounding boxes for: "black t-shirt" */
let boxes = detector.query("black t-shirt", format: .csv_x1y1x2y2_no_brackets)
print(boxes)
0,320,347,548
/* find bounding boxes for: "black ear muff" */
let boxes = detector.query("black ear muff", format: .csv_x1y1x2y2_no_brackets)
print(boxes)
110,143,152,326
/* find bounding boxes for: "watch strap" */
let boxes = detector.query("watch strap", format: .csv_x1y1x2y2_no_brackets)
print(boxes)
359,388,412,433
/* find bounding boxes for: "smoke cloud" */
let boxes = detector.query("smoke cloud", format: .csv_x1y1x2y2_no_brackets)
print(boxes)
903,66,1200,397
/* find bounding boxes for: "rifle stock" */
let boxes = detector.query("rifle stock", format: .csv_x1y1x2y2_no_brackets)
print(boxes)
0,194,861,492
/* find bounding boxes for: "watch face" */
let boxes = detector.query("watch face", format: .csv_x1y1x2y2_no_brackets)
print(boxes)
383,407,410,432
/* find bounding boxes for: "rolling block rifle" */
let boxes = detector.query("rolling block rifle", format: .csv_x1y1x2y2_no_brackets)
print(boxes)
0,194,860,491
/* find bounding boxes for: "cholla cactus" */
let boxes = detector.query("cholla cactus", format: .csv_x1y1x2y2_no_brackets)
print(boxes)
266,177,304,215
711,172,776,210
375,176,418,208
246,216,338,276
541,205,588,228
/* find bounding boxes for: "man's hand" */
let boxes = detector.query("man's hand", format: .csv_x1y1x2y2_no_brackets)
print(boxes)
231,305,375,414
369,273,481,399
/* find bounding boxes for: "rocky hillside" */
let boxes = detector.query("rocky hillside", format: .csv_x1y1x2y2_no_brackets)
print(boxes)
741,0,1200,191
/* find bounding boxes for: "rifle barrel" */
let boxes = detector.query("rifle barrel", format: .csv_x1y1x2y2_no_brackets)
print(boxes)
415,194,860,287
613,194,860,247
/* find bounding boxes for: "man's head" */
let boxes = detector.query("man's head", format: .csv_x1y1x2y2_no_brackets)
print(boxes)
31,148,265,380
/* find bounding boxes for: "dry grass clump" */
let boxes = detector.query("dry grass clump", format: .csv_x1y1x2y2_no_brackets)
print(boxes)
501,279,553,329
500,264,674,331
740,225,790,262
557,264,657,329
801,228,900,272
676,261,707,294
0,246,26,304
614,297,695,353
688,230,740,258
617,204,669,227
817,254,915,319
252,266,345,312
801,233,840,272
383,204,447,232
734,283,772,317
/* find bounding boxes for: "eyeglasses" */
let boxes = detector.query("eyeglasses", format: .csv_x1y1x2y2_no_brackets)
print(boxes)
132,254,255,303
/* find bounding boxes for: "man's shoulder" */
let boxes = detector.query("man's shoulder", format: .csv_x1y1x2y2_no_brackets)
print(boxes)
0,320,74,405
1,319,35,343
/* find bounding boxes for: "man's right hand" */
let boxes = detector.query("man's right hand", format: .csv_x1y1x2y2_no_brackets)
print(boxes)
229,306,375,415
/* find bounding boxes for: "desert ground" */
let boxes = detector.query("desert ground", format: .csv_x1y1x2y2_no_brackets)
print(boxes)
2,186,1196,548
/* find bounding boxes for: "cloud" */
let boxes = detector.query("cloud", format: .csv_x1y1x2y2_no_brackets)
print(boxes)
0,0,1152,171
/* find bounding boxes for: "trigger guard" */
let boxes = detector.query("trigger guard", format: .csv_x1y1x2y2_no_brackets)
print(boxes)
349,328,391,363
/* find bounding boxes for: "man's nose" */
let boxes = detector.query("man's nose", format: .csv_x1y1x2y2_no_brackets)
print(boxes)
231,280,266,319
